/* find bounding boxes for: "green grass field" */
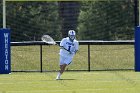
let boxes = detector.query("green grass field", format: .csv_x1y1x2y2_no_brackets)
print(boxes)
11,45,134,71
0,71,140,93
8,45,136,93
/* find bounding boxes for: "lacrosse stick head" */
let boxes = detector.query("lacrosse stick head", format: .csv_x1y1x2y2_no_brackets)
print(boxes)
41,35,56,45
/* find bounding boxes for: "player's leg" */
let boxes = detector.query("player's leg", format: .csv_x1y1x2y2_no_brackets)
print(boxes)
60,57,72,74
56,64,67,80
60,64,67,74
56,55,65,80
56,56,72,80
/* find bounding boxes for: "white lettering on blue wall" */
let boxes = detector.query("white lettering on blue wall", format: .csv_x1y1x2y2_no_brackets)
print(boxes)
4,33,9,70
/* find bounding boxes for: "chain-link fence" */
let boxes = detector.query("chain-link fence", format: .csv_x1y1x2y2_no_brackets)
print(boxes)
0,0,135,72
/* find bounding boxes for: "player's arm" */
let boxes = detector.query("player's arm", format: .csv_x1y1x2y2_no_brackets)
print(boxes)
60,46,70,52
60,38,71,53
73,41,79,54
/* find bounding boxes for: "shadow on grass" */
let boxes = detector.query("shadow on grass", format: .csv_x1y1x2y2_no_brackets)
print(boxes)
56,79,76,80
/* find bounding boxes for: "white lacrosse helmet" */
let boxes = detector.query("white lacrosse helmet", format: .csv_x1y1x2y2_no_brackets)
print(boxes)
68,30,76,41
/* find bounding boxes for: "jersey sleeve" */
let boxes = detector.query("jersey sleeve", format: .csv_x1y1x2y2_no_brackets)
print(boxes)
60,38,65,47
75,41,79,51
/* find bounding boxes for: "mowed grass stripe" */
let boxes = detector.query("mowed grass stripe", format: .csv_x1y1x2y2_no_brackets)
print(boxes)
0,71,140,93
6,88,139,93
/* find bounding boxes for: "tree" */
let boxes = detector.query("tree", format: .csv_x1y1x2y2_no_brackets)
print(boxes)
0,1,2,28
58,1,80,38
6,2,61,41
78,0,134,40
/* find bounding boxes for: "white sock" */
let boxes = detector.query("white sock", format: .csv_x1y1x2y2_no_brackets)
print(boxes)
57,72,61,77
56,72,61,80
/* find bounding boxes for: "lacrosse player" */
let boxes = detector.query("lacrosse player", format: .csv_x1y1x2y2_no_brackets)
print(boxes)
56,30,79,80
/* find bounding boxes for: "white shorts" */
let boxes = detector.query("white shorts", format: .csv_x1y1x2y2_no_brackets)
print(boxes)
59,55,73,65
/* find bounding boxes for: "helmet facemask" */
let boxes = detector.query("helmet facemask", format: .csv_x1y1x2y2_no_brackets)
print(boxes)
68,30,76,42
69,35,75,41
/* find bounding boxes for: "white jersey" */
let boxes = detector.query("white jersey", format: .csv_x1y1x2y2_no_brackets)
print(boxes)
59,37,79,58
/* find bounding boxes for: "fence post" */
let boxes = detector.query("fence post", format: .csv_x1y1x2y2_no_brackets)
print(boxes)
40,45,43,72
0,28,11,74
88,44,90,72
